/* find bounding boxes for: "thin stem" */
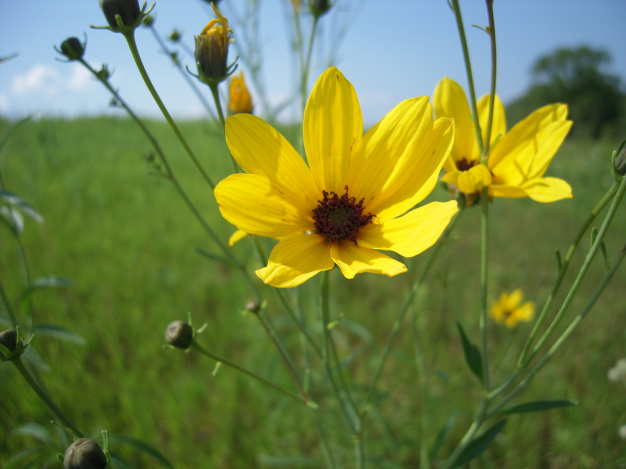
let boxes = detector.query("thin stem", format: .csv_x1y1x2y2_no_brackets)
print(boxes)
208,82,239,174
254,311,310,404
122,31,215,189
524,176,626,366
0,280,17,327
490,240,626,417
440,400,489,469
146,24,218,122
450,0,484,154
191,341,306,405
361,205,465,415
300,15,320,116
479,189,490,391
11,358,84,438
482,0,497,159
518,182,618,365
412,309,430,469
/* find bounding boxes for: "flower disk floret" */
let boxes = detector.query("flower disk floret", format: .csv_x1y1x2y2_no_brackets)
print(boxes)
215,67,459,288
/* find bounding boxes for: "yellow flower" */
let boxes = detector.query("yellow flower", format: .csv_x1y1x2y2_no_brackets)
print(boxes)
433,77,573,203
214,67,459,288
194,3,232,84
228,72,253,115
491,289,535,328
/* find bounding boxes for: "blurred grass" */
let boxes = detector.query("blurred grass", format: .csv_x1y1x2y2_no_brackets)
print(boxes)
0,116,624,468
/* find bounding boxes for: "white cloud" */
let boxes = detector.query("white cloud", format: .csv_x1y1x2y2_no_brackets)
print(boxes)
67,64,94,91
12,65,61,95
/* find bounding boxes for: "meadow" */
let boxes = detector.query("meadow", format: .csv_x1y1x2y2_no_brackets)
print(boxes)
0,116,624,468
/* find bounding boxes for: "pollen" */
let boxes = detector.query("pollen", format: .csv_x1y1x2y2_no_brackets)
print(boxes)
312,186,374,244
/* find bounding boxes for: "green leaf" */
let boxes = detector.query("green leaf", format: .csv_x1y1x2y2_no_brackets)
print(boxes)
257,454,323,467
1,205,23,234
0,190,44,224
13,423,56,448
22,276,72,298
456,321,483,383
23,346,51,373
108,434,174,469
32,324,86,345
4,447,51,469
430,409,460,460
0,114,32,152
452,419,507,467
500,399,577,415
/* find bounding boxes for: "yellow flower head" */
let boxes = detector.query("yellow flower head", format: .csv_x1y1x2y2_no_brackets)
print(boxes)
194,3,232,84
491,289,535,328
215,67,459,288
229,72,253,115
433,77,573,203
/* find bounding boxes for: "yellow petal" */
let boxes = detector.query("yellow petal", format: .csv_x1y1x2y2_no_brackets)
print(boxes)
521,177,573,202
358,201,458,257
360,115,454,220
215,174,311,238
433,77,478,164
330,242,406,279
228,229,247,246
477,93,506,146
515,302,535,322
442,163,492,194
256,234,334,288
226,114,319,209
304,67,363,194
506,289,523,309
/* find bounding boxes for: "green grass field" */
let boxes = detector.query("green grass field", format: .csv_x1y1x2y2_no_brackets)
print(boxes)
0,116,624,468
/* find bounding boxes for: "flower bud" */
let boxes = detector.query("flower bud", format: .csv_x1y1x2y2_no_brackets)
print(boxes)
0,329,18,359
63,438,107,469
615,147,626,178
308,0,331,16
142,14,155,27
59,37,85,61
168,29,182,43
194,3,233,85
245,300,261,313
99,0,141,31
229,72,253,115
165,320,193,349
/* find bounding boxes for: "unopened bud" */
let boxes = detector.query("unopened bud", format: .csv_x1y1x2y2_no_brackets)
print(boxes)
59,37,85,61
63,438,107,469
168,29,182,43
99,0,142,31
615,147,626,178
0,329,18,359
142,15,155,27
245,300,261,313
194,4,233,85
308,0,331,16
165,320,193,349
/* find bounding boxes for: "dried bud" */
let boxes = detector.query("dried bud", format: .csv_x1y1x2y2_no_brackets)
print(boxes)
0,329,18,359
308,0,331,16
99,0,142,31
165,320,193,349
63,438,107,469
615,146,626,178
59,37,85,61
194,3,233,85
245,300,261,313
229,72,253,115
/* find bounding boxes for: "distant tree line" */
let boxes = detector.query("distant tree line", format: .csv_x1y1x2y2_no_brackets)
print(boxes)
507,46,625,139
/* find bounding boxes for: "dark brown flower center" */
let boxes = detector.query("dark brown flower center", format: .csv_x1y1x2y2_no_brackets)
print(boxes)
456,157,478,172
312,186,374,244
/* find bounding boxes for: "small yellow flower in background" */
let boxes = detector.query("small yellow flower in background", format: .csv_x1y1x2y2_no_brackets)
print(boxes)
491,289,535,328
229,72,254,115
194,3,232,85
433,77,573,203
215,67,459,288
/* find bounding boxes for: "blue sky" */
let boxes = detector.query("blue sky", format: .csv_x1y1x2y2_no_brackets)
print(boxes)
1,0,625,126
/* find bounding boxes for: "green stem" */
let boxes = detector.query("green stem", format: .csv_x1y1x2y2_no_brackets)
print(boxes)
300,15,319,116
122,31,215,189
523,176,626,367
479,189,491,391
440,400,489,469
146,24,218,122
0,280,17,327
361,205,465,415
191,341,306,405
208,83,239,175
450,0,484,154
11,357,84,438
518,182,618,365
254,311,310,404
482,0,498,159
490,240,626,417
411,306,431,469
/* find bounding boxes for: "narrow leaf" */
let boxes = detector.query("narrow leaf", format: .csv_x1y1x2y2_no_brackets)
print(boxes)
4,447,50,469
13,423,56,447
0,190,44,224
32,324,86,345
456,321,483,383
108,434,174,469
452,419,507,467
1,205,23,234
500,399,577,415
22,276,72,298
555,249,562,271
430,409,459,460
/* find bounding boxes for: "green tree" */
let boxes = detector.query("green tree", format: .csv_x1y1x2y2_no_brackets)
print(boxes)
508,46,623,139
